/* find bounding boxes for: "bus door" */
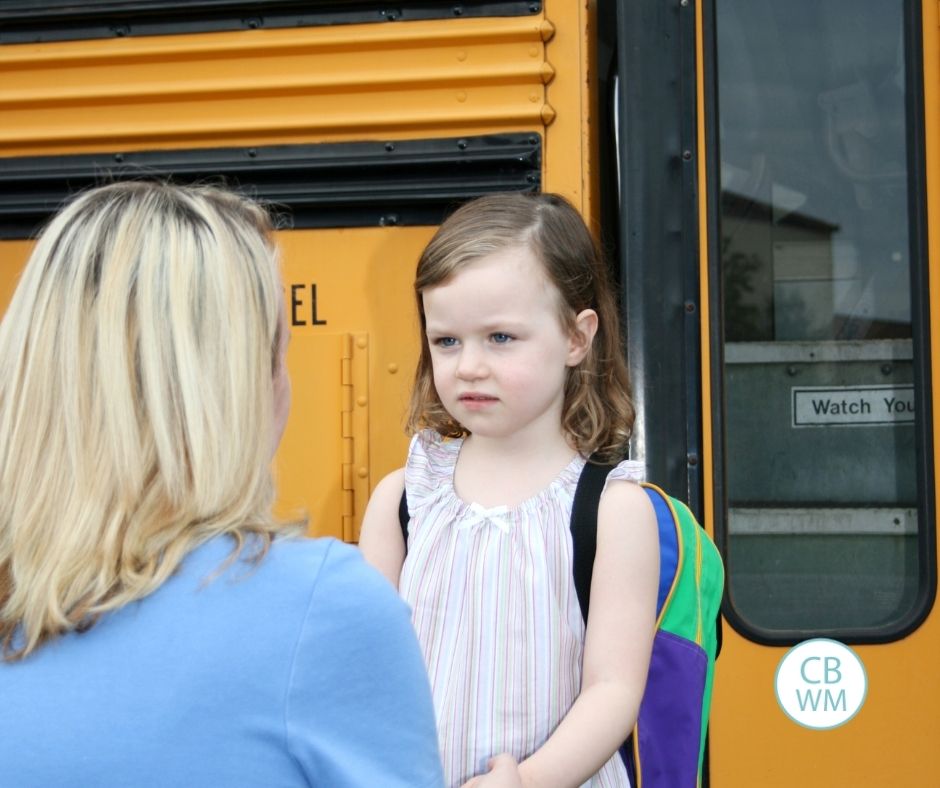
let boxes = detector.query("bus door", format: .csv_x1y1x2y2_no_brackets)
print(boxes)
705,0,939,783
611,0,938,782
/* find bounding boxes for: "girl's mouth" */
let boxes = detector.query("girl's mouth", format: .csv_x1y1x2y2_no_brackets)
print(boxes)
458,393,498,409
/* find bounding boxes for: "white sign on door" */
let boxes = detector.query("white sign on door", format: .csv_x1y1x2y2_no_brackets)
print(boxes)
792,385,914,427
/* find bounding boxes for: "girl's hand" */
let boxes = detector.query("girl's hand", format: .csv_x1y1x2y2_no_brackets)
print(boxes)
460,754,524,788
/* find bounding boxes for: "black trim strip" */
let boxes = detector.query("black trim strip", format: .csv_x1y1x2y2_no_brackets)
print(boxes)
903,0,939,640
702,0,727,563
615,0,702,511
678,0,702,520
1,1,540,44
699,7,722,782
0,133,542,239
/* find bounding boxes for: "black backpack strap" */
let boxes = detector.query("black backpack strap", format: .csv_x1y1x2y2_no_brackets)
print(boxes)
569,458,616,623
398,488,409,556
570,458,638,779
715,609,723,658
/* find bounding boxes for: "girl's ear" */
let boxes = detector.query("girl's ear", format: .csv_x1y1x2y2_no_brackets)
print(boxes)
566,308,598,366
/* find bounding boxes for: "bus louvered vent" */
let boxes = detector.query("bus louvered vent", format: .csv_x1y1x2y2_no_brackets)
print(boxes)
0,134,541,239
0,1,540,44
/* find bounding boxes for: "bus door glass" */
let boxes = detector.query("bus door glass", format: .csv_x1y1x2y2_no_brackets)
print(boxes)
714,0,930,635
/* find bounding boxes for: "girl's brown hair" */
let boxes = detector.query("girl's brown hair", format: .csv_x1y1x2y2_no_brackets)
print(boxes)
406,192,634,462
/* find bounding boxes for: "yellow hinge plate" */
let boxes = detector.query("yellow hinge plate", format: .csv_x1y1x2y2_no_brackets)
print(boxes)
340,332,370,542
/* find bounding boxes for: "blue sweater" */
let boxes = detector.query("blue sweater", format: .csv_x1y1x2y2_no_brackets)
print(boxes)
0,536,444,787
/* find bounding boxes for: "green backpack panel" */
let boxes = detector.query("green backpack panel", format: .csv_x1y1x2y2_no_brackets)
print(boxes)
569,464,724,788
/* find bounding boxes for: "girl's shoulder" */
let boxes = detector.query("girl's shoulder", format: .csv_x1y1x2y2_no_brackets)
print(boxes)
404,429,463,510
602,457,646,492
565,456,646,512
406,429,462,470
596,458,656,530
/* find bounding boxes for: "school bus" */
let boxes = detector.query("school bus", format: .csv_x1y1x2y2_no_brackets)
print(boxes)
1,1,937,784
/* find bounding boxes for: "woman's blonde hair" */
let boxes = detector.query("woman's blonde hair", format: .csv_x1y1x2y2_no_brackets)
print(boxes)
0,181,293,661
406,192,634,461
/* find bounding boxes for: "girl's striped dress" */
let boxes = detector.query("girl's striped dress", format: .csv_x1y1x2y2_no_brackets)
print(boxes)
399,430,644,788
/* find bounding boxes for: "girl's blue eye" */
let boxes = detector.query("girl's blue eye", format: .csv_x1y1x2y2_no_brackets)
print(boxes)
434,336,458,348
491,333,513,344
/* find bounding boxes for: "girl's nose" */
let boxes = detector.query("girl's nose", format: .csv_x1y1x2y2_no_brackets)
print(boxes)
455,346,487,380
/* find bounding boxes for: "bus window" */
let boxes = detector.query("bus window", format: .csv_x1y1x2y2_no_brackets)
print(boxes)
714,0,930,635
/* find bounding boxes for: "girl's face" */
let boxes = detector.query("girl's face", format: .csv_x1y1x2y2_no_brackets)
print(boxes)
423,245,595,445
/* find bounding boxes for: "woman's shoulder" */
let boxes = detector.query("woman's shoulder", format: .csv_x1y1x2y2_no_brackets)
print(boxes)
202,535,411,641
191,534,387,608
194,532,337,581
266,532,350,565
270,537,406,607
266,538,418,663
266,535,381,589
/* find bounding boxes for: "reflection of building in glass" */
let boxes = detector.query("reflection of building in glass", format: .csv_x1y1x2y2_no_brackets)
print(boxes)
721,190,910,342
722,190,837,342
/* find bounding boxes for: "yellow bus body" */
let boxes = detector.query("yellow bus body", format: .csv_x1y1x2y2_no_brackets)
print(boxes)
1,1,937,784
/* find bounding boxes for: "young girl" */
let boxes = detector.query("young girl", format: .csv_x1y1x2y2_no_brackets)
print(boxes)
360,193,659,788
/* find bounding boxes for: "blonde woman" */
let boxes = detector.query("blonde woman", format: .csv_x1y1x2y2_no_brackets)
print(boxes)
0,182,444,788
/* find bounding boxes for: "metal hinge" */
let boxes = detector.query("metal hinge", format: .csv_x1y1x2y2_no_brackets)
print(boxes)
340,333,370,542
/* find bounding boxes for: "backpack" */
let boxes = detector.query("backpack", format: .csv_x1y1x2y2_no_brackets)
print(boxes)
569,460,724,788
396,461,724,788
